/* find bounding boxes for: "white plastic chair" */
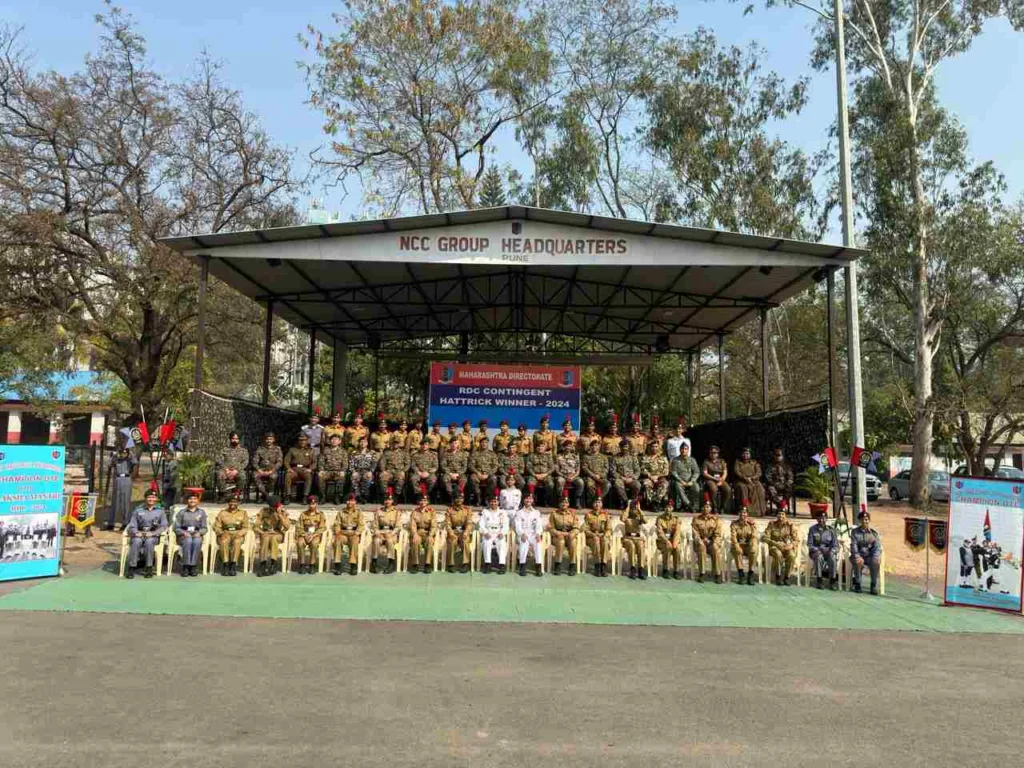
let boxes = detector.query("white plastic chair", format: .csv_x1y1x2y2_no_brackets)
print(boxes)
118,529,167,577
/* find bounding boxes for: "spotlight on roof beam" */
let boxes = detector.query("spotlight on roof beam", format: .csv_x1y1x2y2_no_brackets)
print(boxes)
267,258,282,268
758,266,773,276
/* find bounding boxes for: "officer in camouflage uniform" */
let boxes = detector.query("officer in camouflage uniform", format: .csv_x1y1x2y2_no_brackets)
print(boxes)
445,491,474,573
347,436,378,503
440,439,469,502
620,500,647,580
583,498,611,577
581,440,610,505
548,493,580,575
492,420,514,453
253,433,283,501
294,496,327,574
610,439,642,509
639,441,670,511
215,431,249,501
407,438,439,499
554,441,584,508
408,487,438,573
765,447,796,513
331,496,364,575
212,491,248,576
850,508,883,595
468,443,500,504
669,443,701,513
254,496,291,577
284,434,315,501
497,443,525,492
378,436,411,499
525,441,555,505
730,503,759,585
648,417,666,458
371,492,401,574
763,503,799,586
602,417,622,456
655,503,683,579
317,432,349,503
692,498,723,583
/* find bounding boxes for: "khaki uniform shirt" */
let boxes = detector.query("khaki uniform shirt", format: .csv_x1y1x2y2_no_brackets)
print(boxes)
557,430,577,454
764,519,798,548
577,431,600,455
584,510,610,535
620,508,646,538
532,429,558,455
370,430,391,453
284,446,314,471
492,431,513,453
731,518,759,547
602,434,622,456
692,513,722,542
323,425,345,443
298,508,327,536
425,431,444,452
549,508,580,532
255,507,290,534
627,433,647,456
656,513,681,541
333,506,363,535
345,425,368,450
409,505,436,535
213,507,249,534
446,505,474,533
375,505,400,533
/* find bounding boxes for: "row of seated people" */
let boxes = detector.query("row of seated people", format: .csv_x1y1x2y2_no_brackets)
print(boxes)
122,486,884,595
213,427,797,515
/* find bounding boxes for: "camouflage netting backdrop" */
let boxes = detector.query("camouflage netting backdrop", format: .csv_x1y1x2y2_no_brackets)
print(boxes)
686,402,829,473
189,390,305,461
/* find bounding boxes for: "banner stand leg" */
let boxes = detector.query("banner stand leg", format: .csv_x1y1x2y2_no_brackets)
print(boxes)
920,530,937,602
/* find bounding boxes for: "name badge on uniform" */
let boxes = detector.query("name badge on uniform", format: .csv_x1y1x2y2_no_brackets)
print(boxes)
455,526,464,532
187,526,196,533
226,524,237,531
307,526,315,533
345,525,355,531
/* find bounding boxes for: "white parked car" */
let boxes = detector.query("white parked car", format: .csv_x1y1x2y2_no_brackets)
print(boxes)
888,470,950,502
836,461,882,501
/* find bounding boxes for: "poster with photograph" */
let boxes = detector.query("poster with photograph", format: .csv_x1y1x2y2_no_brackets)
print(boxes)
945,477,1024,613
0,445,65,582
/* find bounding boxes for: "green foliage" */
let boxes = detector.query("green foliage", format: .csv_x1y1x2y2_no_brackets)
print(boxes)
796,470,833,503
177,454,214,489
477,166,507,208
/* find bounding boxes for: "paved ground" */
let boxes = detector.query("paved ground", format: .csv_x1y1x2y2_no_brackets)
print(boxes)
1,612,1021,768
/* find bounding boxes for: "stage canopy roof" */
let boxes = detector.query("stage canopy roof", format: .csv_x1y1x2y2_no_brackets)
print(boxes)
162,206,866,356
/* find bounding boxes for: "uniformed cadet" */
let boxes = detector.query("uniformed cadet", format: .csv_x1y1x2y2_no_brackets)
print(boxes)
371,491,401,574
370,414,391,454
174,490,208,578
732,447,767,517
394,418,411,455
478,491,510,574
472,420,490,452
626,415,647,456
763,502,799,586
317,433,349,503
766,447,796,512
346,409,369,451
300,411,324,454
514,492,544,577
215,431,249,501
212,491,248,576
850,508,883,595
655,503,683,579
548,493,580,575
554,441,584,508
457,420,474,453
444,490,474,573
254,496,291,577
669,443,701,513
577,416,600,456
512,424,532,457
497,443,525,492
125,489,168,579
293,496,326,574
107,448,137,528
730,503,759,585
640,441,671,511
808,507,840,590
691,498,723,584
602,416,622,456
583,498,611,577
500,471,522,516
557,414,577,455
254,436,284,501
702,445,732,514
284,434,314,501
407,418,424,453
620,498,647,580
331,495,364,575
323,410,346,445
468,442,500,504
378,435,411,499
348,436,378,503
408,438,439,499
611,439,642,509
492,420,514,453
665,417,692,463
581,440,610,504
425,421,444,452
525,440,555,505
440,439,469,502
408,487,437,573
648,416,666,458
532,414,558,455
445,422,460,452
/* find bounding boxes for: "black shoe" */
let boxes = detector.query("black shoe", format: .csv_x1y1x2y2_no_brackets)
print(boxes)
144,566,154,579
638,567,647,581
534,563,542,577
853,583,862,593
736,568,745,584
782,576,791,587
229,562,237,577
569,563,577,576
256,561,265,577
518,563,526,577
482,562,491,574
180,566,188,578
419,563,428,574
461,563,470,574
696,573,704,584
830,578,838,591
332,562,342,575
747,570,755,586
125,567,135,579
673,569,681,580
775,576,782,586
446,565,455,573
715,574,723,584
498,564,507,575
816,577,823,590
629,567,637,580
387,558,396,574
661,568,670,579
220,561,228,577
370,559,378,574
349,563,358,575
870,585,879,596
553,562,562,576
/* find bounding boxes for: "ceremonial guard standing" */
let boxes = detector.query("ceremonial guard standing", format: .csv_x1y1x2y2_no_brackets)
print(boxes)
732,447,767,517
702,445,732,513
532,414,558,455
610,439,641,508
323,410,345,444
254,496,291,577
370,414,391,453
626,415,647,456
253,433,283,501
215,431,249,501
850,508,883,595
557,415,577,455
444,489,474,573
425,421,444,452
294,496,327,574
108,448,137,528
648,416,666,458
284,434,314,501
730,503,759,585
472,420,490,452
125,488,168,579
372,491,401,574
765,447,795,512
346,409,368,451
691,498,723,583
174,490,207,578
655,503,683,579
440,439,469,502
408,438,440,499
331,496,364,575
554,442,584,508
512,424,532,457
478,492,509,574
640,442,670,510
457,420,474,452
394,418,411,454
602,416,622,456
807,508,840,590
406,418,424,453
212,491,248,576
577,417,600,456
620,499,647,580
492,420,514,453
583,498,611,577
763,502,798,586
514,492,544,577
317,433,349,503
347,436,377,503
408,487,437,573
548,492,580,575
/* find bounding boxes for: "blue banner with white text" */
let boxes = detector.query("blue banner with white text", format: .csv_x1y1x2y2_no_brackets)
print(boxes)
0,445,65,582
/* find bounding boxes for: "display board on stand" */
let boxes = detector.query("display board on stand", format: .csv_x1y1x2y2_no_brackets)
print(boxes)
428,362,581,433
0,445,66,582
944,477,1024,614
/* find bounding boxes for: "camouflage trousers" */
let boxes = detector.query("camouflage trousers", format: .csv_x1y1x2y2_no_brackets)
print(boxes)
642,477,669,509
347,470,374,502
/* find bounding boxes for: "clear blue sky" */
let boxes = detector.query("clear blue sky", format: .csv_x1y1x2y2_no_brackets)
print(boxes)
4,0,1022,227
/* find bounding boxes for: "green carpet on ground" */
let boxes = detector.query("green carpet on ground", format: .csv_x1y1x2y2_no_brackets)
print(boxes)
2,567,1024,634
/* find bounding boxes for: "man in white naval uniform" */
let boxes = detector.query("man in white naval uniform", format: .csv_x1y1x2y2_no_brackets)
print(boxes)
515,491,544,577
478,492,510,574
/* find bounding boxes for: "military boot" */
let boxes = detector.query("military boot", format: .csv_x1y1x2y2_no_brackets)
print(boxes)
830,577,838,591
816,576,823,589
553,561,562,576
180,565,188,578
638,567,647,581
420,563,428,574
229,562,238,576
534,561,543,577
446,564,455,573
370,558,378,574
673,569,681,580
782,574,791,587
628,566,637,580
498,563,507,575
569,563,577,576
387,558,397,574
482,561,491,574
349,563,358,575
696,571,704,584
736,568,745,584
332,561,342,575
747,569,755,586
125,566,135,579
661,566,670,579
518,563,526,577
714,573,723,584
144,566,154,579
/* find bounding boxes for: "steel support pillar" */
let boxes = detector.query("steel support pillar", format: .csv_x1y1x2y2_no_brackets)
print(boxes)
261,300,274,406
193,255,209,394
